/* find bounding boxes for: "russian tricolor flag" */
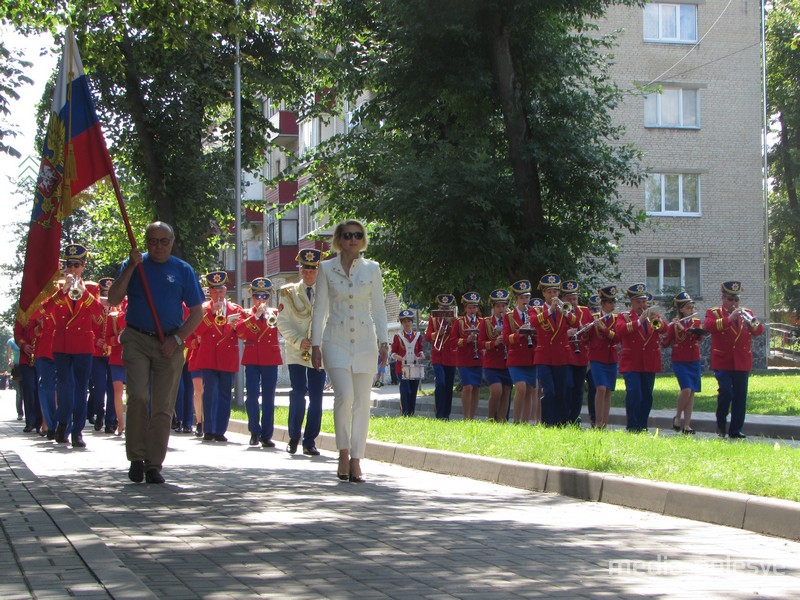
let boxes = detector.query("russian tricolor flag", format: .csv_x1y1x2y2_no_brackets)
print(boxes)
17,28,113,327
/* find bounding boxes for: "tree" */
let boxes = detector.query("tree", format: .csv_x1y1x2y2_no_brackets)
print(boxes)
0,39,33,158
290,0,644,306
767,0,800,314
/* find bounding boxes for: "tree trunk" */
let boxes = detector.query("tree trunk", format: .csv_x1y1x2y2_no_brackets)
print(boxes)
487,14,543,229
118,28,183,258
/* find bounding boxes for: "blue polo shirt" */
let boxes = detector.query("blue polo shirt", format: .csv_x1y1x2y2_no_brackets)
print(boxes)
120,254,204,333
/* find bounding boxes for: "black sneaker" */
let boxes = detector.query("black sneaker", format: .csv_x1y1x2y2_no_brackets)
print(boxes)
145,469,165,484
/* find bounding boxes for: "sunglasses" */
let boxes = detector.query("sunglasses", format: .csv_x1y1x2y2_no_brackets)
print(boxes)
65,261,83,268
253,294,269,300
147,237,173,247
342,231,364,241
726,295,739,302
300,265,318,270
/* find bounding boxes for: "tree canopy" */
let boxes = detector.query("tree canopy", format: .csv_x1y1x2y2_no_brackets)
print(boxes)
290,0,644,306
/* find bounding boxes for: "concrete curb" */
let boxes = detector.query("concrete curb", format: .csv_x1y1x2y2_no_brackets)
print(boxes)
228,419,800,542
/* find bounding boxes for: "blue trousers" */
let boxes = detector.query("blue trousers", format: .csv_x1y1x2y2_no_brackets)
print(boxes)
398,372,421,416
55,353,93,436
202,370,234,436
622,371,656,431
88,356,112,425
433,364,455,419
539,364,571,426
245,364,278,441
586,369,596,424
36,357,57,431
287,363,326,448
174,363,194,427
714,370,750,435
567,365,587,424
21,363,41,429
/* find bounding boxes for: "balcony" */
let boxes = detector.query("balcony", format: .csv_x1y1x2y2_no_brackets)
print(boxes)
264,180,298,206
268,110,299,148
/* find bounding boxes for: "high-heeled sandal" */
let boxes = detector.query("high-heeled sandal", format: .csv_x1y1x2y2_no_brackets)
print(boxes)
672,418,681,432
337,473,349,481
348,473,365,483
682,427,696,435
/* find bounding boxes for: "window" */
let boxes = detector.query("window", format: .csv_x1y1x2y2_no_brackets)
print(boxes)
244,223,263,261
645,173,700,215
644,87,699,128
266,210,278,250
266,208,298,248
646,258,701,297
643,3,698,43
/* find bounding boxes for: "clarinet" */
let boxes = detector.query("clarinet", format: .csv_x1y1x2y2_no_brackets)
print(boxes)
497,314,508,360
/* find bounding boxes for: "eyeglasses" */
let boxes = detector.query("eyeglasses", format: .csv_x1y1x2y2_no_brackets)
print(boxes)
65,261,83,268
342,231,364,241
147,237,173,247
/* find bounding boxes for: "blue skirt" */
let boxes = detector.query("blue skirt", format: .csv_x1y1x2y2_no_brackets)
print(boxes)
508,365,537,386
109,364,126,383
673,361,701,392
484,367,511,386
458,366,483,387
589,361,617,390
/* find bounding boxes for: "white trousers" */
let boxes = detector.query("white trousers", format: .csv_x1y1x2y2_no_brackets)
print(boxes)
327,368,372,459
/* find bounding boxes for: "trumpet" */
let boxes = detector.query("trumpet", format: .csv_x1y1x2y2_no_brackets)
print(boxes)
214,307,226,326
64,276,82,300
301,349,311,362
267,313,278,327
551,297,572,315
642,306,664,331
738,309,760,328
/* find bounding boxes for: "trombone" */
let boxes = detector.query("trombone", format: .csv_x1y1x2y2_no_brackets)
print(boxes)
432,308,456,352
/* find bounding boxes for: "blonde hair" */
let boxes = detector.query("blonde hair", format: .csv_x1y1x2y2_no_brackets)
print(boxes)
331,219,368,254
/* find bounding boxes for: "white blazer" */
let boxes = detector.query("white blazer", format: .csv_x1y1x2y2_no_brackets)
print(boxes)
311,254,388,373
276,280,314,366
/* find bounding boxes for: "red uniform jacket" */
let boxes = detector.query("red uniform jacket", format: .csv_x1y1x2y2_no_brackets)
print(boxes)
567,305,593,367
503,307,536,367
193,300,243,372
32,311,56,362
425,316,457,367
391,330,424,375
106,309,126,367
479,314,507,370
451,314,482,368
662,316,702,363
42,287,105,355
704,306,764,371
234,307,283,367
13,319,37,365
585,313,618,364
531,306,577,366
615,311,662,373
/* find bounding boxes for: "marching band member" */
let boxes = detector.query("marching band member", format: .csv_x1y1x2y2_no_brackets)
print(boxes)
235,277,283,447
425,294,458,420
88,277,114,433
15,314,41,433
453,292,483,420
194,271,243,442
705,281,764,439
390,309,425,416
662,291,703,435
585,293,601,427
31,306,56,438
562,280,592,425
503,280,537,424
43,244,104,447
184,327,205,437
531,274,578,426
615,284,663,432
277,248,325,455
105,297,127,436
479,289,511,422
586,286,618,429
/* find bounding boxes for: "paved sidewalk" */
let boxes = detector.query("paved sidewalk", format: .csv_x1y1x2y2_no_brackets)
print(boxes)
3,389,800,599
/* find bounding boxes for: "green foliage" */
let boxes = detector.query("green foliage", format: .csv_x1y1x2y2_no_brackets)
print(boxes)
290,0,645,308
0,38,34,157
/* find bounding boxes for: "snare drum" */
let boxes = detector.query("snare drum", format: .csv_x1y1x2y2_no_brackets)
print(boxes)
402,364,425,380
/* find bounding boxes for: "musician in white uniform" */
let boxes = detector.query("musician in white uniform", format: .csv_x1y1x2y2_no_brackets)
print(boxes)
311,220,388,483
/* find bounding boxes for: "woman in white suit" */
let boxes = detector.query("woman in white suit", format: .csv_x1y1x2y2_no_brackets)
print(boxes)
311,220,389,482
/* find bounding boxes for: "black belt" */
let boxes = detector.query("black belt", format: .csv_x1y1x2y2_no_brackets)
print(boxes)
127,323,179,338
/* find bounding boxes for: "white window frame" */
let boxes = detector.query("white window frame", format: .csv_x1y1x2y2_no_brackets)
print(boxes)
644,172,701,216
646,257,702,298
644,87,700,129
643,3,698,44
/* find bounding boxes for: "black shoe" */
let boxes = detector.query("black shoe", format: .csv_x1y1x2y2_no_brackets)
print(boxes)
23,425,35,433
202,433,214,441
287,438,299,454
71,434,86,448
672,418,681,432
195,422,203,437
55,423,68,444
303,446,320,456
214,434,228,442
249,434,259,446
682,427,696,435
182,425,192,434
145,469,165,484
128,460,144,483
104,425,115,434
46,430,56,441
172,420,182,432
729,431,747,439
88,415,96,425
17,414,23,421
261,439,275,448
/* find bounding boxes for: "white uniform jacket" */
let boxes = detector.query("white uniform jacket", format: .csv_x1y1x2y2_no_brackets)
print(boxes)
311,255,388,373
277,281,314,366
